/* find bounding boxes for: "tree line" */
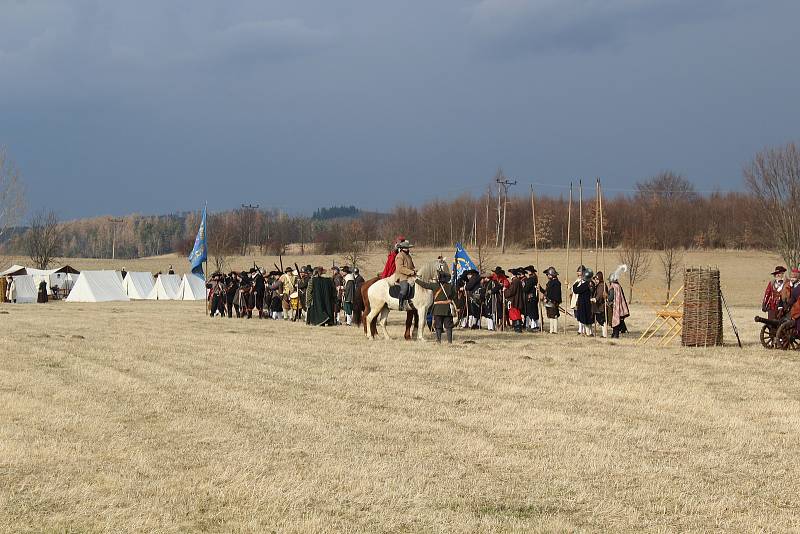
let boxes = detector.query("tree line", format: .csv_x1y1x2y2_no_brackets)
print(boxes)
2,143,799,278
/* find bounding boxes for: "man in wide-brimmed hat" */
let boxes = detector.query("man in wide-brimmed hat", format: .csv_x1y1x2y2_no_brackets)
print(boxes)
540,266,562,333
763,265,788,321
523,265,540,331
394,240,416,310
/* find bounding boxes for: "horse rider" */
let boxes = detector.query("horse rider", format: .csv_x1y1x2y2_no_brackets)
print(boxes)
394,240,416,310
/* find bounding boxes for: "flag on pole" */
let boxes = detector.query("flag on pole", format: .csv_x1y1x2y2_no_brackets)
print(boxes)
453,242,477,280
188,206,207,275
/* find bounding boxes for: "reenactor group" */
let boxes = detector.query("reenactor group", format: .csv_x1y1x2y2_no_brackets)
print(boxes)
452,262,629,338
205,264,365,326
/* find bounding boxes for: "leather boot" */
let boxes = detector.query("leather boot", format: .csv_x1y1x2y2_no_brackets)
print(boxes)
446,329,453,344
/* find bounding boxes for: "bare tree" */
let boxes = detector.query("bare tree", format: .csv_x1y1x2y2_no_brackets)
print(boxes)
745,142,800,268
618,239,651,302
26,210,60,269
658,247,684,303
208,214,235,274
340,220,366,269
0,148,26,268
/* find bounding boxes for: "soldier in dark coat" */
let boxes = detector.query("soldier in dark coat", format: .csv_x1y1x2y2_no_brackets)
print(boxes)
207,273,226,317
225,272,240,318
253,268,266,319
523,265,539,331
592,271,609,337
573,268,595,336
416,270,457,343
503,268,526,333
540,267,562,334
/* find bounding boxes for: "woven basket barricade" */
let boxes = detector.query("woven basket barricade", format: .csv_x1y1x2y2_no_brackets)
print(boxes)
682,267,723,347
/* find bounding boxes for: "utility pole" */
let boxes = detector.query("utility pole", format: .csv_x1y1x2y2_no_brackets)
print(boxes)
495,174,517,253
241,204,259,256
109,218,123,260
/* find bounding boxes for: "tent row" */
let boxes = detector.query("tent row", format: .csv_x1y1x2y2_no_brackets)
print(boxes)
3,263,207,303
0,264,80,296
66,271,207,302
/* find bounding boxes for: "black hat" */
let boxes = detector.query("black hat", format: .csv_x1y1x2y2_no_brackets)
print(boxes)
285,267,293,273
249,268,257,274
509,268,522,276
341,266,351,273
525,265,537,273
772,266,787,275
493,266,505,276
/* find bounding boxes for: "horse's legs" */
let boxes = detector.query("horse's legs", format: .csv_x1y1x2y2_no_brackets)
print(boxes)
404,311,414,340
380,308,391,340
416,305,428,341
365,304,381,339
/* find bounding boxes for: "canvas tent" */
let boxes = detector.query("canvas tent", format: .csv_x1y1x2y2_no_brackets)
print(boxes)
1,265,81,295
0,265,27,277
146,274,181,300
178,273,207,301
122,272,156,300
8,275,37,303
65,271,130,303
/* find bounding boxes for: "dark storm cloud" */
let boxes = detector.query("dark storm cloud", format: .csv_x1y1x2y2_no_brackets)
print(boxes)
0,0,799,219
469,0,742,55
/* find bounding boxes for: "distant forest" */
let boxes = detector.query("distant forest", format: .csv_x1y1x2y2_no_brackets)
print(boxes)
0,174,765,264
311,205,361,220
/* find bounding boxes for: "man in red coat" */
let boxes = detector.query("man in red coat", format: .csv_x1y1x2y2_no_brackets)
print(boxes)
762,265,787,321
380,235,406,279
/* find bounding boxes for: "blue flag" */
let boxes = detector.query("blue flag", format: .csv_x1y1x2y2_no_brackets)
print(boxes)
453,242,477,281
188,206,207,275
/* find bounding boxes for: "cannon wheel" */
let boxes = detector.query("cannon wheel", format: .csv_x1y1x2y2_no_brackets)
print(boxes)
776,322,800,350
760,324,776,349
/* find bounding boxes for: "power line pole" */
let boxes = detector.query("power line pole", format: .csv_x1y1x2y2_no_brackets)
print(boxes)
109,217,123,260
496,174,517,253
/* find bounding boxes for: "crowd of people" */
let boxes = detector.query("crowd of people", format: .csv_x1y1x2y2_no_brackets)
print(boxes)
451,263,630,339
199,237,632,343
204,264,365,327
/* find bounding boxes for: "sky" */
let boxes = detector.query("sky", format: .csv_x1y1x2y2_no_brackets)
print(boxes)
1,0,799,219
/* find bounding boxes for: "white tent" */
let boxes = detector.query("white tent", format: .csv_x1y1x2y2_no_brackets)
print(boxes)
65,271,130,303
0,264,27,277
9,275,37,303
146,274,181,300
2,265,80,295
178,273,207,301
122,272,156,300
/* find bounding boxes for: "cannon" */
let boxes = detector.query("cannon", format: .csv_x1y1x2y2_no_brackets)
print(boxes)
754,315,799,350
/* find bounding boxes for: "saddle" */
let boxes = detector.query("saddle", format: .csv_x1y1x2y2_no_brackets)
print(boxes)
388,284,415,301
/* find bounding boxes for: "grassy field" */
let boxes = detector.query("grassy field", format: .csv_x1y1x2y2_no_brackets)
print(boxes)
2,249,799,532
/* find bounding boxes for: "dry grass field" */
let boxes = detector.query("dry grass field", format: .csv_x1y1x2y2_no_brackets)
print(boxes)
2,249,799,532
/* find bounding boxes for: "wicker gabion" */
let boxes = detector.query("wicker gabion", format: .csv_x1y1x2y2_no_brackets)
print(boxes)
682,267,723,347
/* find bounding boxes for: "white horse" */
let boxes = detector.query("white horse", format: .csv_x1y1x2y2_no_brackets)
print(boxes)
365,259,449,341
